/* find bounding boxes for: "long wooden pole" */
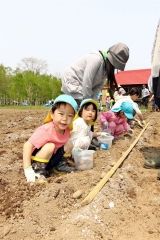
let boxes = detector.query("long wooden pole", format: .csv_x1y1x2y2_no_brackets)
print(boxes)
81,122,150,206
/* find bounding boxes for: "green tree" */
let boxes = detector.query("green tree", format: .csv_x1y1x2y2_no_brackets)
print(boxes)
0,59,62,105
0,65,12,105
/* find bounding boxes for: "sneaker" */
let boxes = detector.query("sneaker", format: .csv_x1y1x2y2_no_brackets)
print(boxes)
32,162,50,177
157,171,160,180
88,144,96,150
89,137,100,150
91,137,100,148
144,159,160,169
55,160,75,173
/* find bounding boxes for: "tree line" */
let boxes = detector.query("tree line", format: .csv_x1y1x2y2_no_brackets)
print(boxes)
0,58,62,105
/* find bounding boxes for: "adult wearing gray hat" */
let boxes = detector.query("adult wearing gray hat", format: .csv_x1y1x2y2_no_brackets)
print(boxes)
61,42,129,105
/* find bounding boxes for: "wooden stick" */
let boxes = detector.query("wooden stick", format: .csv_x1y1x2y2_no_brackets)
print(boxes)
81,122,150,206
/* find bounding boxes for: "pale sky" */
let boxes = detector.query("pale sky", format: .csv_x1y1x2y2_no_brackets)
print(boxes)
0,0,159,75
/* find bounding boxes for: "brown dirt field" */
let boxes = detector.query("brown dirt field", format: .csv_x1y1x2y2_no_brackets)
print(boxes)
0,108,160,240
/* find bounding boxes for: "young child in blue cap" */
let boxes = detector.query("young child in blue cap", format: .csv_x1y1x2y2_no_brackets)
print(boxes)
23,94,78,182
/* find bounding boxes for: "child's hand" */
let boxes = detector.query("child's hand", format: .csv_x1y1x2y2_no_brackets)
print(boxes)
64,140,73,154
24,166,40,182
93,132,101,137
128,128,133,134
100,132,110,136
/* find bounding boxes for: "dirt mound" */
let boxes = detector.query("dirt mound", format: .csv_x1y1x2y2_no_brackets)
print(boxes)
0,109,160,240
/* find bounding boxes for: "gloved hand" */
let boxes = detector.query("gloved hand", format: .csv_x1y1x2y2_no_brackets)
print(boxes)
128,128,134,134
24,166,40,182
141,120,146,125
103,121,108,129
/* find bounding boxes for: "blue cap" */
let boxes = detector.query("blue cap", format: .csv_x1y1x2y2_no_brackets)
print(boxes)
80,99,98,109
54,94,78,112
112,101,134,119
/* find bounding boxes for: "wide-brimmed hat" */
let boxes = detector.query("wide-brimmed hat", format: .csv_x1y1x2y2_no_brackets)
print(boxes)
112,101,134,119
107,43,129,71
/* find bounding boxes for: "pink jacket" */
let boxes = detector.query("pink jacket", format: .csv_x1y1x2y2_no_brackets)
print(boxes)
100,110,129,136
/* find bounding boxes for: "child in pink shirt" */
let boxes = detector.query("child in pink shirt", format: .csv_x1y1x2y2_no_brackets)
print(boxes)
23,94,78,183
100,101,134,138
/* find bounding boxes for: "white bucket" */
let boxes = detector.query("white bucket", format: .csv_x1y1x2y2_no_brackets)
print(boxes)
73,149,95,170
98,135,114,150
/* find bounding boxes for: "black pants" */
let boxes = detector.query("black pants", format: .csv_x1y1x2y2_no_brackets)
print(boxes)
153,76,160,108
142,96,149,108
32,146,65,176
45,146,64,170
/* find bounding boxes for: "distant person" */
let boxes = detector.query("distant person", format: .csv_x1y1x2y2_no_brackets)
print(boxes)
61,43,129,105
110,97,115,108
106,94,111,110
114,85,126,101
111,87,145,125
113,87,119,100
97,92,103,111
23,94,78,182
118,85,126,96
141,84,150,108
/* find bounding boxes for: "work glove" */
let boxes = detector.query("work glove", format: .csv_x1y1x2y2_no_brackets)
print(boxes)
24,166,40,182
141,120,146,125
128,128,134,134
135,119,143,128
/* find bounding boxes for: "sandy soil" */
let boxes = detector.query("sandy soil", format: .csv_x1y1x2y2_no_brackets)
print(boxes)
0,108,160,240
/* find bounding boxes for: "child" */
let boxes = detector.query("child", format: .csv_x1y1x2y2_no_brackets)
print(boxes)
112,87,145,128
71,99,100,152
23,94,78,182
106,95,111,110
100,101,134,138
